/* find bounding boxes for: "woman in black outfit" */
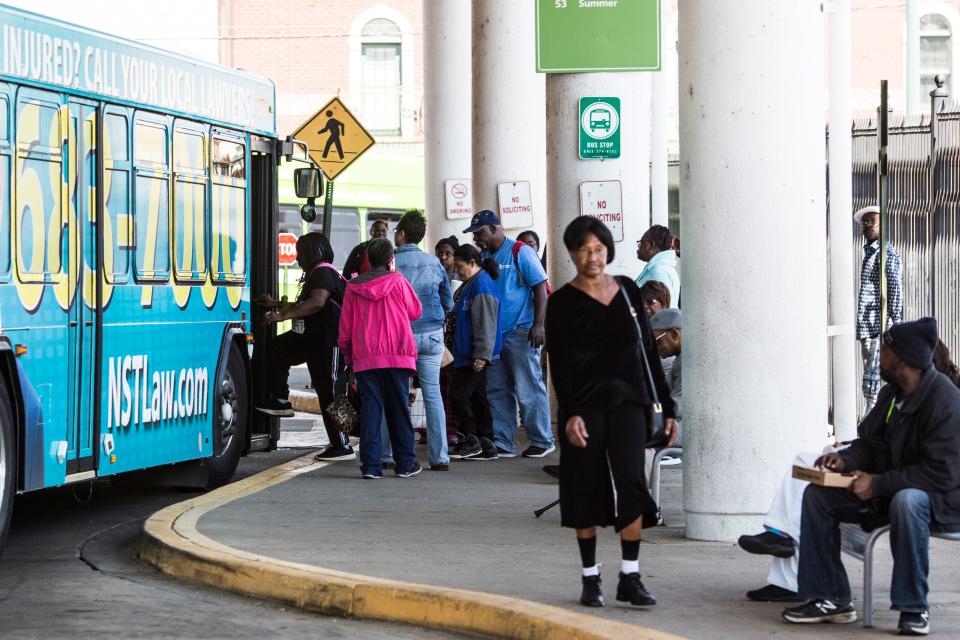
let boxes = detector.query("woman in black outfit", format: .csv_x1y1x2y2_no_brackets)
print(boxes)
255,232,354,461
546,217,677,609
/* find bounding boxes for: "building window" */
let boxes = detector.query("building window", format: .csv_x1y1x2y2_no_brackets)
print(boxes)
361,18,402,136
920,13,952,95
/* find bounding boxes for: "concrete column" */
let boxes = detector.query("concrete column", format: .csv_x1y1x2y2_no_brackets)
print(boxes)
827,0,858,442
679,1,827,541
545,74,650,286
472,0,547,242
423,0,473,249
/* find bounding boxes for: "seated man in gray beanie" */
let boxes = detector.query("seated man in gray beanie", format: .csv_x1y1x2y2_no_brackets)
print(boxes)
782,317,960,636
650,308,682,446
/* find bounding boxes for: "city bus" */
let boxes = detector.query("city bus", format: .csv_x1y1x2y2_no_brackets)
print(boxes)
0,5,306,553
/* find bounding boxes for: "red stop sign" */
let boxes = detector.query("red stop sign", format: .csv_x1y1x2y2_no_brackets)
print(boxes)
277,233,298,266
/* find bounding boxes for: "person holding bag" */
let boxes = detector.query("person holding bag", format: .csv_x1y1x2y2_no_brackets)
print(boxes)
546,216,677,610
255,232,354,461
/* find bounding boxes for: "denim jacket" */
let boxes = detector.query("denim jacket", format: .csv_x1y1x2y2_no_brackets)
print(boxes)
395,244,453,334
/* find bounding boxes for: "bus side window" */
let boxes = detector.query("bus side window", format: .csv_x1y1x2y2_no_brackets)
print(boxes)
173,126,207,282
0,90,10,281
132,116,170,282
211,135,246,283
103,111,132,283
15,91,64,283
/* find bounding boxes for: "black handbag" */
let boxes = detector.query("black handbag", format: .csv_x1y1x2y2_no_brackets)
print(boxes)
618,280,667,448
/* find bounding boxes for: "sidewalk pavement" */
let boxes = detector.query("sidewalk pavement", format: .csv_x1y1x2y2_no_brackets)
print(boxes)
145,438,960,639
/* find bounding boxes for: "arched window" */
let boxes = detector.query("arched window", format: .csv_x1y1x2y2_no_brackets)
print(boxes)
361,18,402,136
920,13,952,95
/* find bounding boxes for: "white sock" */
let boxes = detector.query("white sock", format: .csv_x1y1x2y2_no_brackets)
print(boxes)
581,564,600,577
621,559,639,574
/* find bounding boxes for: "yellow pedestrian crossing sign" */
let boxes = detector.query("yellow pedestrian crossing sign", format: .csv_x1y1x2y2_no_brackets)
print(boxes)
292,97,376,180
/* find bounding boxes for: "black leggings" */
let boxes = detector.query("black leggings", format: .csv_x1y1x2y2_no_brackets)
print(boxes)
450,366,493,441
559,403,658,532
267,331,347,447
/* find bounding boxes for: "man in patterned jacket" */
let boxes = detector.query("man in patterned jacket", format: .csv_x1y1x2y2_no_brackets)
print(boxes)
854,205,903,417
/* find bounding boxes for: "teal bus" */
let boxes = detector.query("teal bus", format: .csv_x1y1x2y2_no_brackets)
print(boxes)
0,4,311,553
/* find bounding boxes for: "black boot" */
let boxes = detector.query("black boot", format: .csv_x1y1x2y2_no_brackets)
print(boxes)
616,572,656,606
580,574,604,607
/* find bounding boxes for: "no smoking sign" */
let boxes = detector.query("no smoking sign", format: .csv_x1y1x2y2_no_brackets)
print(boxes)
444,179,473,220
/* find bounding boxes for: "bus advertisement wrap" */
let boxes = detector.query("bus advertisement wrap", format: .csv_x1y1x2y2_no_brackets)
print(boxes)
0,0,278,525
0,8,275,133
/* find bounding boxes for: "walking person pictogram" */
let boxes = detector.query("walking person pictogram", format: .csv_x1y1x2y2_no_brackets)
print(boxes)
319,110,345,160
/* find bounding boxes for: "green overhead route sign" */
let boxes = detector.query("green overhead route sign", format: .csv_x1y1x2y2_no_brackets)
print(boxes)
535,0,661,73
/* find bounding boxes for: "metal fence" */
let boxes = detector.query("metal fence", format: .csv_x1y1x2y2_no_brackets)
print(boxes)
847,98,960,364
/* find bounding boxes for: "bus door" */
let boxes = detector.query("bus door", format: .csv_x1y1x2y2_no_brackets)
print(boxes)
65,98,98,473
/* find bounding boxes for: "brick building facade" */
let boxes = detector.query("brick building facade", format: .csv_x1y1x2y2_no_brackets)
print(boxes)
218,0,424,141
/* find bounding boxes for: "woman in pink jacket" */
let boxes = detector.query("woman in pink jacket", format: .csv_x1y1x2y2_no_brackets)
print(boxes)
338,239,424,479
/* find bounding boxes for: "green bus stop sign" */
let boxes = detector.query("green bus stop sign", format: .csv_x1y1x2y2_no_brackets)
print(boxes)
580,97,620,159
536,0,661,73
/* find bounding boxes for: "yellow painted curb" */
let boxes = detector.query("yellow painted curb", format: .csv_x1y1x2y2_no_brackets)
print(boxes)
138,452,684,640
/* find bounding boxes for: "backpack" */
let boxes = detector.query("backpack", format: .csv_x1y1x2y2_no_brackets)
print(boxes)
511,242,553,296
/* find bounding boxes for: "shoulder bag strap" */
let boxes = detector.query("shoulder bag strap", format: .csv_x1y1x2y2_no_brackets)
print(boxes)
617,278,661,410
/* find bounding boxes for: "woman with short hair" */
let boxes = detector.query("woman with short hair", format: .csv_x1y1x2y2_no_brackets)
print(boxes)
435,235,461,287
547,216,677,608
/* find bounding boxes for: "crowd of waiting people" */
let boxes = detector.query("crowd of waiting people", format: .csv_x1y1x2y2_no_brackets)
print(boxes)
255,204,960,635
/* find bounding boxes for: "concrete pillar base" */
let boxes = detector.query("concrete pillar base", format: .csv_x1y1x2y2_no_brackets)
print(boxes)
685,512,766,543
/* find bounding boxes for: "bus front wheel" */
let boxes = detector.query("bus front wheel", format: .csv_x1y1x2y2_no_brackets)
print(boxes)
205,346,247,489
0,382,16,557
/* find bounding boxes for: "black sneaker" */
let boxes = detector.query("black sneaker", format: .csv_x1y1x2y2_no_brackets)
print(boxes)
314,445,356,462
580,574,604,607
616,572,656,606
397,462,422,478
450,435,482,459
738,531,795,558
467,437,499,461
496,447,518,458
782,599,857,624
746,584,803,602
361,471,382,480
522,444,556,458
898,611,930,636
256,398,295,417
382,461,396,470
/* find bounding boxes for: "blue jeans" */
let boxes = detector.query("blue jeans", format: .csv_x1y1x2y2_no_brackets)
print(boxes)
414,330,448,465
487,325,553,453
798,485,933,612
357,369,417,476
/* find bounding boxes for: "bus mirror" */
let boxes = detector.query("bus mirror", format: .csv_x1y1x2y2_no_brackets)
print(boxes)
300,203,318,223
294,167,322,199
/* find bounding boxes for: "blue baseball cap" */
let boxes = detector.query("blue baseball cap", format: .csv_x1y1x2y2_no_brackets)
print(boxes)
463,210,501,233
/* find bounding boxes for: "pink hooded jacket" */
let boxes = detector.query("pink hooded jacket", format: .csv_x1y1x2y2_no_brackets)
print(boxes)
338,269,422,372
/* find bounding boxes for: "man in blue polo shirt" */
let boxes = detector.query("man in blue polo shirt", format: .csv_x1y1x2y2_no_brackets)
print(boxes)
464,210,554,458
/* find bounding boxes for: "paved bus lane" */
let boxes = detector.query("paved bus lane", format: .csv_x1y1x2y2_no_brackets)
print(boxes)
0,448,466,640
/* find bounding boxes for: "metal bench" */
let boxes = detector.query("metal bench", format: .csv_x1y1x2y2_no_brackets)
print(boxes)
839,521,960,627
649,446,682,525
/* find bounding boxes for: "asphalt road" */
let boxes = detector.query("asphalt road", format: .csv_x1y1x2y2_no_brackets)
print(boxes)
0,448,465,640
